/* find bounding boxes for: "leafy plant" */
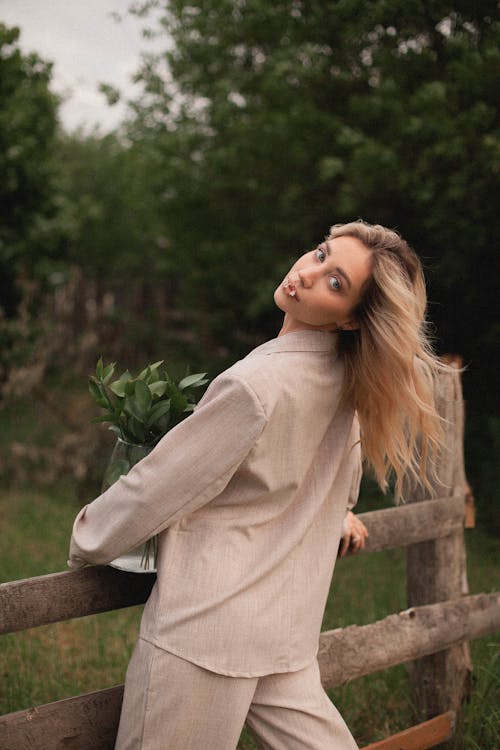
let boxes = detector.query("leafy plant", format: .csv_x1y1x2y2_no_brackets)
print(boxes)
89,358,209,448
88,358,209,570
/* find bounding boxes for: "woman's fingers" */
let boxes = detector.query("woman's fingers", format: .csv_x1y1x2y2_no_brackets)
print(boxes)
339,534,350,558
351,517,369,552
340,512,369,556
354,519,368,546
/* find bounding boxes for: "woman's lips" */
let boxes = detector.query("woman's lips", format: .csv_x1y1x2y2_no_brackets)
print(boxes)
283,276,300,300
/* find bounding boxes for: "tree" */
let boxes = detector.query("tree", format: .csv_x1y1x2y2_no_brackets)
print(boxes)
123,0,500,528
124,1,499,363
54,132,167,279
0,23,64,392
0,23,60,311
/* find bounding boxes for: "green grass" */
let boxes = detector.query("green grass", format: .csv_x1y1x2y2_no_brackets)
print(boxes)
0,483,498,749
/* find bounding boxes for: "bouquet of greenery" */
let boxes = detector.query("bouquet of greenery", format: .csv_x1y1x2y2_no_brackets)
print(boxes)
89,358,209,569
89,357,209,449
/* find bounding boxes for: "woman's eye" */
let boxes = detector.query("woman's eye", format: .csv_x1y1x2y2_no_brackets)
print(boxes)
314,248,326,262
329,276,341,292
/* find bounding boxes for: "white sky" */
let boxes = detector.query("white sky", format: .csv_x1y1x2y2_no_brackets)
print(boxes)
0,0,165,133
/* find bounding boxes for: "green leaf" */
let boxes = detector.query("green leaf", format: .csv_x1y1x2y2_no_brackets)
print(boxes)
147,399,172,426
91,356,208,445
148,380,168,398
90,375,115,409
156,414,171,432
91,414,114,423
96,357,104,380
138,365,151,382
119,380,133,398
138,360,164,381
110,379,128,397
178,372,208,390
192,378,209,388
135,379,152,413
124,395,145,423
128,416,147,442
169,390,188,415
112,401,124,418
102,362,116,385
137,361,163,380
88,379,106,404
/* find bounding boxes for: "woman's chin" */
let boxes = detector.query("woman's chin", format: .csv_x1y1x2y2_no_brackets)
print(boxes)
273,287,287,312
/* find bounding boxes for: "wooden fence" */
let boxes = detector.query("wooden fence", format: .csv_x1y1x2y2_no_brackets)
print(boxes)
1,367,499,749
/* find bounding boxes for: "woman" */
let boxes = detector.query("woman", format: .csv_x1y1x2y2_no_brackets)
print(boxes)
69,220,444,750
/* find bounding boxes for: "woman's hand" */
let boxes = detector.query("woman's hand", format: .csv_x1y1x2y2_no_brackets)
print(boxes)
339,510,369,558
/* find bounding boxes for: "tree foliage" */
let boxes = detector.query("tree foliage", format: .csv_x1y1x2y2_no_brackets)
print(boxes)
0,23,59,312
1,9,499,529
125,1,500,381
119,1,500,530
54,133,168,278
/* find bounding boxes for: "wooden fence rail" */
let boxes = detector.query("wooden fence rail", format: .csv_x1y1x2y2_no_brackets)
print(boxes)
0,495,465,636
1,587,498,749
318,592,500,688
1,365,499,750
1,578,498,749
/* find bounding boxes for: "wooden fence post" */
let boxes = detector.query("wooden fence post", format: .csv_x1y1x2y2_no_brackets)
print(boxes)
405,366,473,730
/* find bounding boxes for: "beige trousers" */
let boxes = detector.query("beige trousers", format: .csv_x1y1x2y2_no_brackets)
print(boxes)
115,638,358,750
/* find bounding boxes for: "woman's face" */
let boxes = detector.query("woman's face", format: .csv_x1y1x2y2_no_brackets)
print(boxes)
274,235,372,334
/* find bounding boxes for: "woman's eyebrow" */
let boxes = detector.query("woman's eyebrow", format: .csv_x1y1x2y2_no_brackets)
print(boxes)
323,242,352,289
335,266,352,289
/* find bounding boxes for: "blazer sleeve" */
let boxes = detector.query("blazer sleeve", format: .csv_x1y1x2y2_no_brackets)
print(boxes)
346,416,362,513
346,451,362,512
68,372,267,568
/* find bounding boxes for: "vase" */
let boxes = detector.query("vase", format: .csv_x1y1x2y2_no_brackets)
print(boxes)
102,438,157,574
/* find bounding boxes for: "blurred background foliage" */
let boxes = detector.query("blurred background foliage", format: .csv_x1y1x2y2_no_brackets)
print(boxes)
0,1,499,531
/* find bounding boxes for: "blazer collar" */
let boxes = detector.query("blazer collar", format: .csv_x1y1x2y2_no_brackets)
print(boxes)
253,330,339,355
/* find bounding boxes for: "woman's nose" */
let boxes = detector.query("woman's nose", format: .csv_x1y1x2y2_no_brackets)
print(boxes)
298,265,320,288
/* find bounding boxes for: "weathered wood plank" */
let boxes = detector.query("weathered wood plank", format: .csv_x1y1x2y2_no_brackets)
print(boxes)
0,701,455,750
0,686,123,750
404,366,473,726
0,566,155,635
1,594,497,750
345,495,464,556
318,591,500,689
0,496,464,635
360,711,454,750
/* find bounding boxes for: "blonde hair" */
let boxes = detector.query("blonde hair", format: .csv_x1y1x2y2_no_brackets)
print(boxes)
327,220,445,501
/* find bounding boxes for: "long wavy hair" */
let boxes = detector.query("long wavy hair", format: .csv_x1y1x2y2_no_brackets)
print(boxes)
327,220,446,501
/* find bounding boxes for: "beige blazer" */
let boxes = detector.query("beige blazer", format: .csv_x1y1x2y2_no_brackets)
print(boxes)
69,330,361,677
